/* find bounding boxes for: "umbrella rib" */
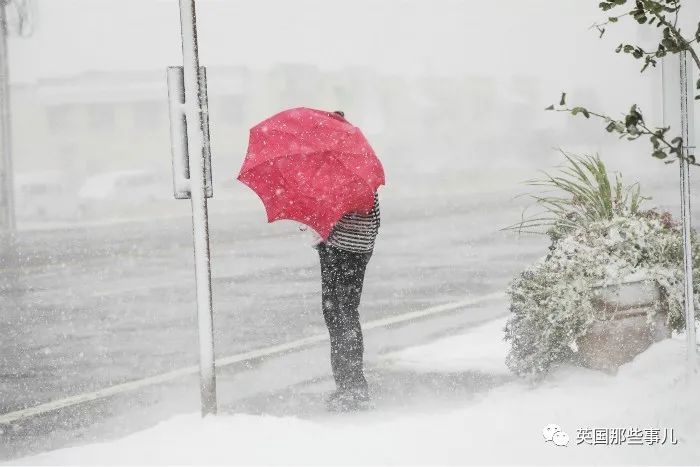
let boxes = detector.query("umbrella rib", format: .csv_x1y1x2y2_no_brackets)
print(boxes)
241,148,335,173
243,123,372,172
242,149,382,180
242,154,379,221
325,152,380,205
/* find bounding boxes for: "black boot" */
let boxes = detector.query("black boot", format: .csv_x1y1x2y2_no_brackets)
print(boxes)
326,387,373,412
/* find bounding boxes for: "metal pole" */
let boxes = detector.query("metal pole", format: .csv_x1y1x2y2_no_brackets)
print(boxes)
0,0,16,233
0,0,17,271
177,0,217,415
678,50,698,377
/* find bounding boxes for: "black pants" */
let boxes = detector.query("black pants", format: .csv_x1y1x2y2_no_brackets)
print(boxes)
318,243,372,392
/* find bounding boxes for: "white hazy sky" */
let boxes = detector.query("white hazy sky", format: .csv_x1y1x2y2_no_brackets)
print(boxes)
9,0,666,85
11,0,700,124
9,0,700,202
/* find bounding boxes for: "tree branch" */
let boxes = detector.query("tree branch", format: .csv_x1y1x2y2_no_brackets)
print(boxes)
647,2,700,70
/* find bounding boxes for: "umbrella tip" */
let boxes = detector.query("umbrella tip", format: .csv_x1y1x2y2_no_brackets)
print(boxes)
332,110,345,118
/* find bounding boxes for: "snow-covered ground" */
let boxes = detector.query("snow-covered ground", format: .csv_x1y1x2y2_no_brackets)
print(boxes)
17,317,700,465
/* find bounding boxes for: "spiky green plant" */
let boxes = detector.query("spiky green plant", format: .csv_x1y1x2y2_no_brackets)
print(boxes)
507,152,648,241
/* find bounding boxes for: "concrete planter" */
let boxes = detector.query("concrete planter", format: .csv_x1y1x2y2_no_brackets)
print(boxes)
577,278,671,373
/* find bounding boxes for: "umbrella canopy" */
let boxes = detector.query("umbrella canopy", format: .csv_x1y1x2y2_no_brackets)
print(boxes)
238,107,385,239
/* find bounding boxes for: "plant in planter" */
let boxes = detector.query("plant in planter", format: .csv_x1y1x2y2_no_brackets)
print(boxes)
504,152,700,377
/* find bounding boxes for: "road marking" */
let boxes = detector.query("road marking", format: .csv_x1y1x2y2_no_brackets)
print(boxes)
0,292,505,425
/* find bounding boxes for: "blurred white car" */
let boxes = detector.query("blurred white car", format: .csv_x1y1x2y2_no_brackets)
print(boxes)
15,171,80,222
78,170,173,219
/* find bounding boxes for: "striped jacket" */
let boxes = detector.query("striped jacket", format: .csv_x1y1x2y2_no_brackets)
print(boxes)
325,193,380,253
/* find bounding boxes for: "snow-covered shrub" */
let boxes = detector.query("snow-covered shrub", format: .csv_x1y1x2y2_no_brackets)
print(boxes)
505,213,700,377
505,155,700,377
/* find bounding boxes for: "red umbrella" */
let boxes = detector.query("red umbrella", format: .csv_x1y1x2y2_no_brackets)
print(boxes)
237,107,385,239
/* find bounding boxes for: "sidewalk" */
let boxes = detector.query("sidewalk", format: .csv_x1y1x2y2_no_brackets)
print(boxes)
1,295,504,462
13,298,700,465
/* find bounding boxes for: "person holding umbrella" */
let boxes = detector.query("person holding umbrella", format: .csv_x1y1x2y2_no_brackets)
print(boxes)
316,195,380,410
238,108,384,412
314,111,380,410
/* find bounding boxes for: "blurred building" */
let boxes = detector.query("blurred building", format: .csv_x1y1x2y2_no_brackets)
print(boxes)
9,63,588,222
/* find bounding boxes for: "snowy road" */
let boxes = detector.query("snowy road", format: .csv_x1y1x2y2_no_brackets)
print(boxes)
0,188,548,459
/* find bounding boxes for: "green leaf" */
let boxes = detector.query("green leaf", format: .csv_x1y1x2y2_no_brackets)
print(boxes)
652,150,667,159
629,104,642,119
609,16,618,23
571,107,590,118
655,126,670,138
545,105,555,110
662,38,677,51
559,92,567,106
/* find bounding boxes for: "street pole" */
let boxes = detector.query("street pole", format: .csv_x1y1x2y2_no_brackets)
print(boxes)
664,51,699,379
678,51,698,377
177,0,217,415
0,0,16,234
